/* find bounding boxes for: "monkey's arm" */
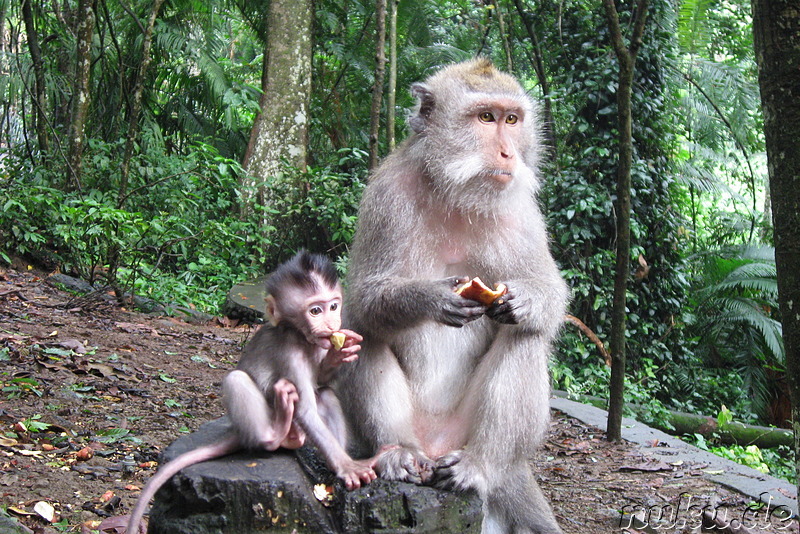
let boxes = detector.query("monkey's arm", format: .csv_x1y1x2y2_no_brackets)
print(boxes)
350,276,486,333
483,225,570,338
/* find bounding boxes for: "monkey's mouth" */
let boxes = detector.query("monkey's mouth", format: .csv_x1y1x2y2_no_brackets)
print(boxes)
316,334,334,350
488,169,513,184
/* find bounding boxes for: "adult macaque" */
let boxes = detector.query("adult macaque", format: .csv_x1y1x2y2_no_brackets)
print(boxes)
125,251,378,534
339,59,569,534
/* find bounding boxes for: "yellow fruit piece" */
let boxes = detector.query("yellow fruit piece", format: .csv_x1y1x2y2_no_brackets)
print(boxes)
330,332,346,350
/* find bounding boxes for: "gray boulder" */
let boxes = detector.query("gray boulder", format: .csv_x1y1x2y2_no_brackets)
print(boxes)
145,418,482,533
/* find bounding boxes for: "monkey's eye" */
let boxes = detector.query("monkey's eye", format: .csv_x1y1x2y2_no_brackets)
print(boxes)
505,114,519,125
478,111,495,123
330,302,339,312
309,306,323,317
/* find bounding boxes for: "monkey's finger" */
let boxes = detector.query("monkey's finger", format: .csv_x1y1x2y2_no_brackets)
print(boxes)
486,303,520,324
338,328,363,342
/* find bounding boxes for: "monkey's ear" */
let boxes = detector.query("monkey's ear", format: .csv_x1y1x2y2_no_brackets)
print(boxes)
409,82,435,133
265,295,280,326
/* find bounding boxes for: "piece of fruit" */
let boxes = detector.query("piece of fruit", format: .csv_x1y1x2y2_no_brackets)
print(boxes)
330,332,347,350
455,277,508,306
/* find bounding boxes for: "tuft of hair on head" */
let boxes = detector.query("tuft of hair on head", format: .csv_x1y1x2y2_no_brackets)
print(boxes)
265,250,339,300
436,57,523,96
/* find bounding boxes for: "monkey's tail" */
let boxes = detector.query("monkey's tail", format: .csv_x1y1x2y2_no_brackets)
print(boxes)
125,435,240,534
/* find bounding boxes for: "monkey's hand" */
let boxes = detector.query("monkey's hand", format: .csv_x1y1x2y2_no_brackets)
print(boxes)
319,330,363,384
330,329,363,363
432,277,487,327
375,446,435,485
485,283,523,324
429,450,488,494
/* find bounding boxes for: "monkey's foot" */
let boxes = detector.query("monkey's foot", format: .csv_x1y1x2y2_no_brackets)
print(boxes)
375,446,434,485
337,458,378,490
430,450,488,495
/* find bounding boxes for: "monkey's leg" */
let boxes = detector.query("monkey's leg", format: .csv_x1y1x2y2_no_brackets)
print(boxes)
433,332,561,533
339,344,434,483
222,370,288,451
482,463,563,534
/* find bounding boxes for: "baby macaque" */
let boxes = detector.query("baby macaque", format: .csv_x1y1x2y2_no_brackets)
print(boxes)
124,251,378,534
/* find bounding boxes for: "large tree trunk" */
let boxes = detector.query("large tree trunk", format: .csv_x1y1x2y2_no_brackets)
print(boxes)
368,0,388,170
66,0,95,191
242,0,313,211
752,0,800,497
602,0,649,442
21,0,49,152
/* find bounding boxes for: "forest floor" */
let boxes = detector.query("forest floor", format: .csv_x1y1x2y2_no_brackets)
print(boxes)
0,265,796,534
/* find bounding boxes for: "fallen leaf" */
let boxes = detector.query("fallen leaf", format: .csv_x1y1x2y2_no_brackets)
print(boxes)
34,500,56,522
618,461,674,473
0,436,18,447
17,449,44,457
100,490,115,502
313,484,334,505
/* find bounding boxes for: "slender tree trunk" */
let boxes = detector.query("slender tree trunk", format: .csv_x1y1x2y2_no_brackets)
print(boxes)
602,0,649,442
67,0,96,190
510,0,557,159
386,0,398,150
752,0,800,498
492,0,513,72
21,0,49,152
119,0,165,207
368,0,387,170
242,0,313,213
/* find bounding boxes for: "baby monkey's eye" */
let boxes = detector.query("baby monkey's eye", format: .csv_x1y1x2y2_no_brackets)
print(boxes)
479,111,495,123
309,306,323,316
330,302,339,312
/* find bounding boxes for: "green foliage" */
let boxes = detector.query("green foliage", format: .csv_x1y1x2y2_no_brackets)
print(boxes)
94,427,140,444
0,138,271,313
2,377,44,399
686,245,784,421
685,407,794,482
261,148,368,268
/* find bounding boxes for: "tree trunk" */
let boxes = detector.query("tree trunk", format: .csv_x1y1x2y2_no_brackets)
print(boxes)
752,0,800,498
242,0,313,212
368,0,388,170
21,0,49,152
119,0,165,206
67,0,95,191
510,0,557,160
601,0,649,442
386,0,398,151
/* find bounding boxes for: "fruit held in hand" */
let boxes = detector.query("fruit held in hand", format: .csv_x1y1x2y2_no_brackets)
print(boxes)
330,332,347,350
456,277,508,306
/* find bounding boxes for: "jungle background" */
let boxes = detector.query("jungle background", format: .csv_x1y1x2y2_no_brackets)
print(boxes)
0,0,798,530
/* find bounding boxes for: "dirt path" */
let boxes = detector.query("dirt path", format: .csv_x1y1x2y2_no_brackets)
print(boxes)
0,267,795,533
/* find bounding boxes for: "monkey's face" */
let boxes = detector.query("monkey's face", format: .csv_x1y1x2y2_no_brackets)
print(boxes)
278,282,343,349
423,97,537,216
